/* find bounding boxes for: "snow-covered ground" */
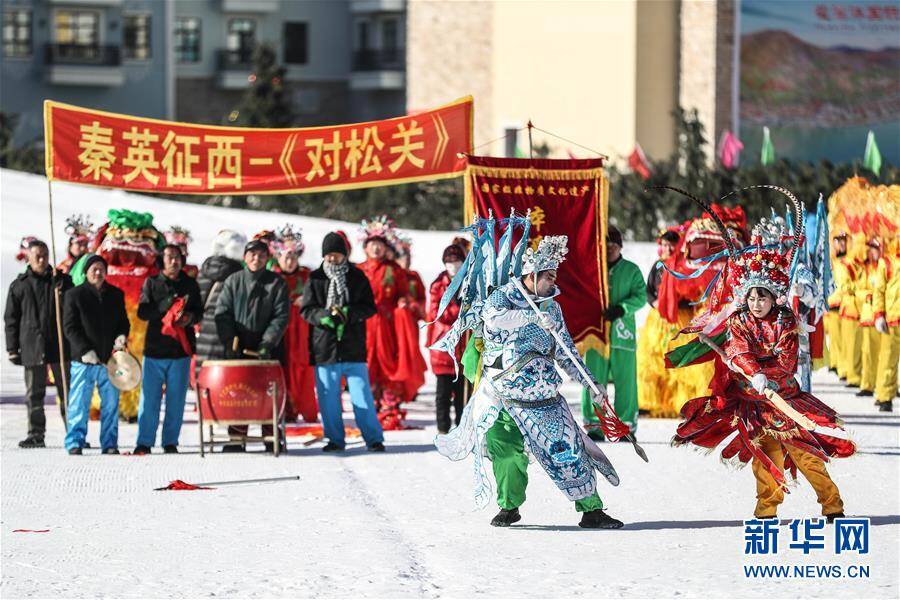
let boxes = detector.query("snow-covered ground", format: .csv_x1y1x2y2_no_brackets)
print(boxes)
1,169,897,598
1,372,897,598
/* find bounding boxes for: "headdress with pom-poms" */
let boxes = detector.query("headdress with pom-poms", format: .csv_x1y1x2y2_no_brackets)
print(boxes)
16,236,39,262
252,229,277,252
730,223,792,305
522,235,569,275
394,232,413,257
65,214,94,243
359,215,397,247
273,224,305,255
165,226,193,247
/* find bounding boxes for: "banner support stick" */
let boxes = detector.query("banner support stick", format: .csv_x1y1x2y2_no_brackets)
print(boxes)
527,120,534,159
47,178,69,413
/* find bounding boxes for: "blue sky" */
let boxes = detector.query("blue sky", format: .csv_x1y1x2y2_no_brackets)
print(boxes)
741,0,899,50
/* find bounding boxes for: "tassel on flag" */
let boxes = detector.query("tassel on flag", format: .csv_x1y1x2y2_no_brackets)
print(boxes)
718,130,744,169
760,126,775,166
863,130,882,176
628,143,652,180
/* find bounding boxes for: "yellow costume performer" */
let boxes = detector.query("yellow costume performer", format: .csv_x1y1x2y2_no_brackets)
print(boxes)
874,240,899,410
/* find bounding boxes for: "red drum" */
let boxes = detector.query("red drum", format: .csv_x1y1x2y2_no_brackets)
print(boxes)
197,360,285,424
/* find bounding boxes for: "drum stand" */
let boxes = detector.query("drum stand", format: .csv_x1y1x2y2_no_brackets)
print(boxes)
197,381,286,457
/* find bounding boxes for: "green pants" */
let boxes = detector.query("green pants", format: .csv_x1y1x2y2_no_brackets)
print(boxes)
484,409,603,512
580,347,638,432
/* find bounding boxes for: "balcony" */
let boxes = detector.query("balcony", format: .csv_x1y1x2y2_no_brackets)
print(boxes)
351,48,404,90
221,0,278,12
351,0,405,14
216,49,254,89
44,44,124,86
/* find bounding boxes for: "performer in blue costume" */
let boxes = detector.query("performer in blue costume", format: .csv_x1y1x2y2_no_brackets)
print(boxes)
433,224,630,529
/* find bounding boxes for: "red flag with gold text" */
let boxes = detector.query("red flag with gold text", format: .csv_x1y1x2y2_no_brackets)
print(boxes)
44,97,473,195
464,156,609,353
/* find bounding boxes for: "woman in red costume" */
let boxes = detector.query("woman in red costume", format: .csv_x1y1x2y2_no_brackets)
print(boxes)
272,225,317,423
669,187,855,521
356,216,410,430
393,234,427,403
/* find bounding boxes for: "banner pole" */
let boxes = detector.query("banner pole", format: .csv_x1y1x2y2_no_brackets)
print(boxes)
527,120,534,159
47,178,70,415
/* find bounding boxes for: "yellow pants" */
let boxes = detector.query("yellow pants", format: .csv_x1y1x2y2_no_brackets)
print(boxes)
825,311,841,371
859,326,882,393
875,325,900,403
840,317,862,385
751,435,844,518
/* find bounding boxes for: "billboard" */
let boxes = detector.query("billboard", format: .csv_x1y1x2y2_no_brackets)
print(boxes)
739,0,900,165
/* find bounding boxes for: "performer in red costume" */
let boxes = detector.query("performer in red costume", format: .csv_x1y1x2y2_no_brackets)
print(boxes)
56,215,94,274
272,225,317,423
356,216,410,430
667,187,855,521
393,233,427,403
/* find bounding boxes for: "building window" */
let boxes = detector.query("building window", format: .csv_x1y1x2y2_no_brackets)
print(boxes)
382,18,398,60
3,8,31,58
123,14,150,60
284,22,307,65
226,18,255,64
357,20,369,51
175,17,200,63
54,10,100,46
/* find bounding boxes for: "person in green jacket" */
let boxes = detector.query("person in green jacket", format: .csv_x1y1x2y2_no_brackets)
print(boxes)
581,226,646,440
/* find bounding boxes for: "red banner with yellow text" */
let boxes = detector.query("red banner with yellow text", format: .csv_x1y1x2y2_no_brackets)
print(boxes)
464,156,610,354
44,97,473,195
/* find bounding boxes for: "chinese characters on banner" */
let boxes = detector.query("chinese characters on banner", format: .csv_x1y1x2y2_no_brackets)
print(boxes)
464,156,610,353
44,97,473,194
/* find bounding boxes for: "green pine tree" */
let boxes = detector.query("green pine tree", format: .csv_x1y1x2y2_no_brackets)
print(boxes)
230,43,294,128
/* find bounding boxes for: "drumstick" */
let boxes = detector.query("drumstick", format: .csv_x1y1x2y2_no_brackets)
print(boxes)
232,337,239,354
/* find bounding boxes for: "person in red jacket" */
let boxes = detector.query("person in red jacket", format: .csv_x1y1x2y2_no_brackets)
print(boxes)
393,234,427,403
427,243,468,433
273,225,317,423
357,216,409,430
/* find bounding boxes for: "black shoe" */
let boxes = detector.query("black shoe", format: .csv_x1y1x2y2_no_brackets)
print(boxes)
878,400,893,412
847,383,859,389
579,509,624,529
826,512,845,523
68,447,82,455
18,436,45,449
828,367,838,374
367,442,386,452
855,389,873,397
102,448,119,455
133,445,151,455
322,442,345,452
163,445,178,454
490,508,521,527
222,444,246,453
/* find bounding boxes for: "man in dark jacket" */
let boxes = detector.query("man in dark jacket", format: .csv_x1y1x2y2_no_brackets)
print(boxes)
4,240,72,448
195,230,246,366
215,239,290,451
133,245,202,455
63,254,130,455
301,232,384,452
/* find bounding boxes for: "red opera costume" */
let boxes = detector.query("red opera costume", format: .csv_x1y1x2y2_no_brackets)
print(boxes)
277,265,317,422
674,309,855,488
358,255,409,429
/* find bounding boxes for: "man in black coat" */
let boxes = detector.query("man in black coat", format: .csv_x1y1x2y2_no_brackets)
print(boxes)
4,240,72,448
214,239,290,452
133,245,202,455
300,232,384,452
63,255,130,455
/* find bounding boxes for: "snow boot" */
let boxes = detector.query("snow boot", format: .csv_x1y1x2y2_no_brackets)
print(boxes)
18,436,45,449
322,442,344,452
879,400,893,412
163,445,178,454
490,508,521,527
133,445,151,455
579,509,624,529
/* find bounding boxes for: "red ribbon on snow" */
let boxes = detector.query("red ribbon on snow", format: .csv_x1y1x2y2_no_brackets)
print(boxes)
13,529,50,533
156,479,213,491
161,297,192,355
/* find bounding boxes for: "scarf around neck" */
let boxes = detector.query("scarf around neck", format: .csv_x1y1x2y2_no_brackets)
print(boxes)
323,260,349,308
